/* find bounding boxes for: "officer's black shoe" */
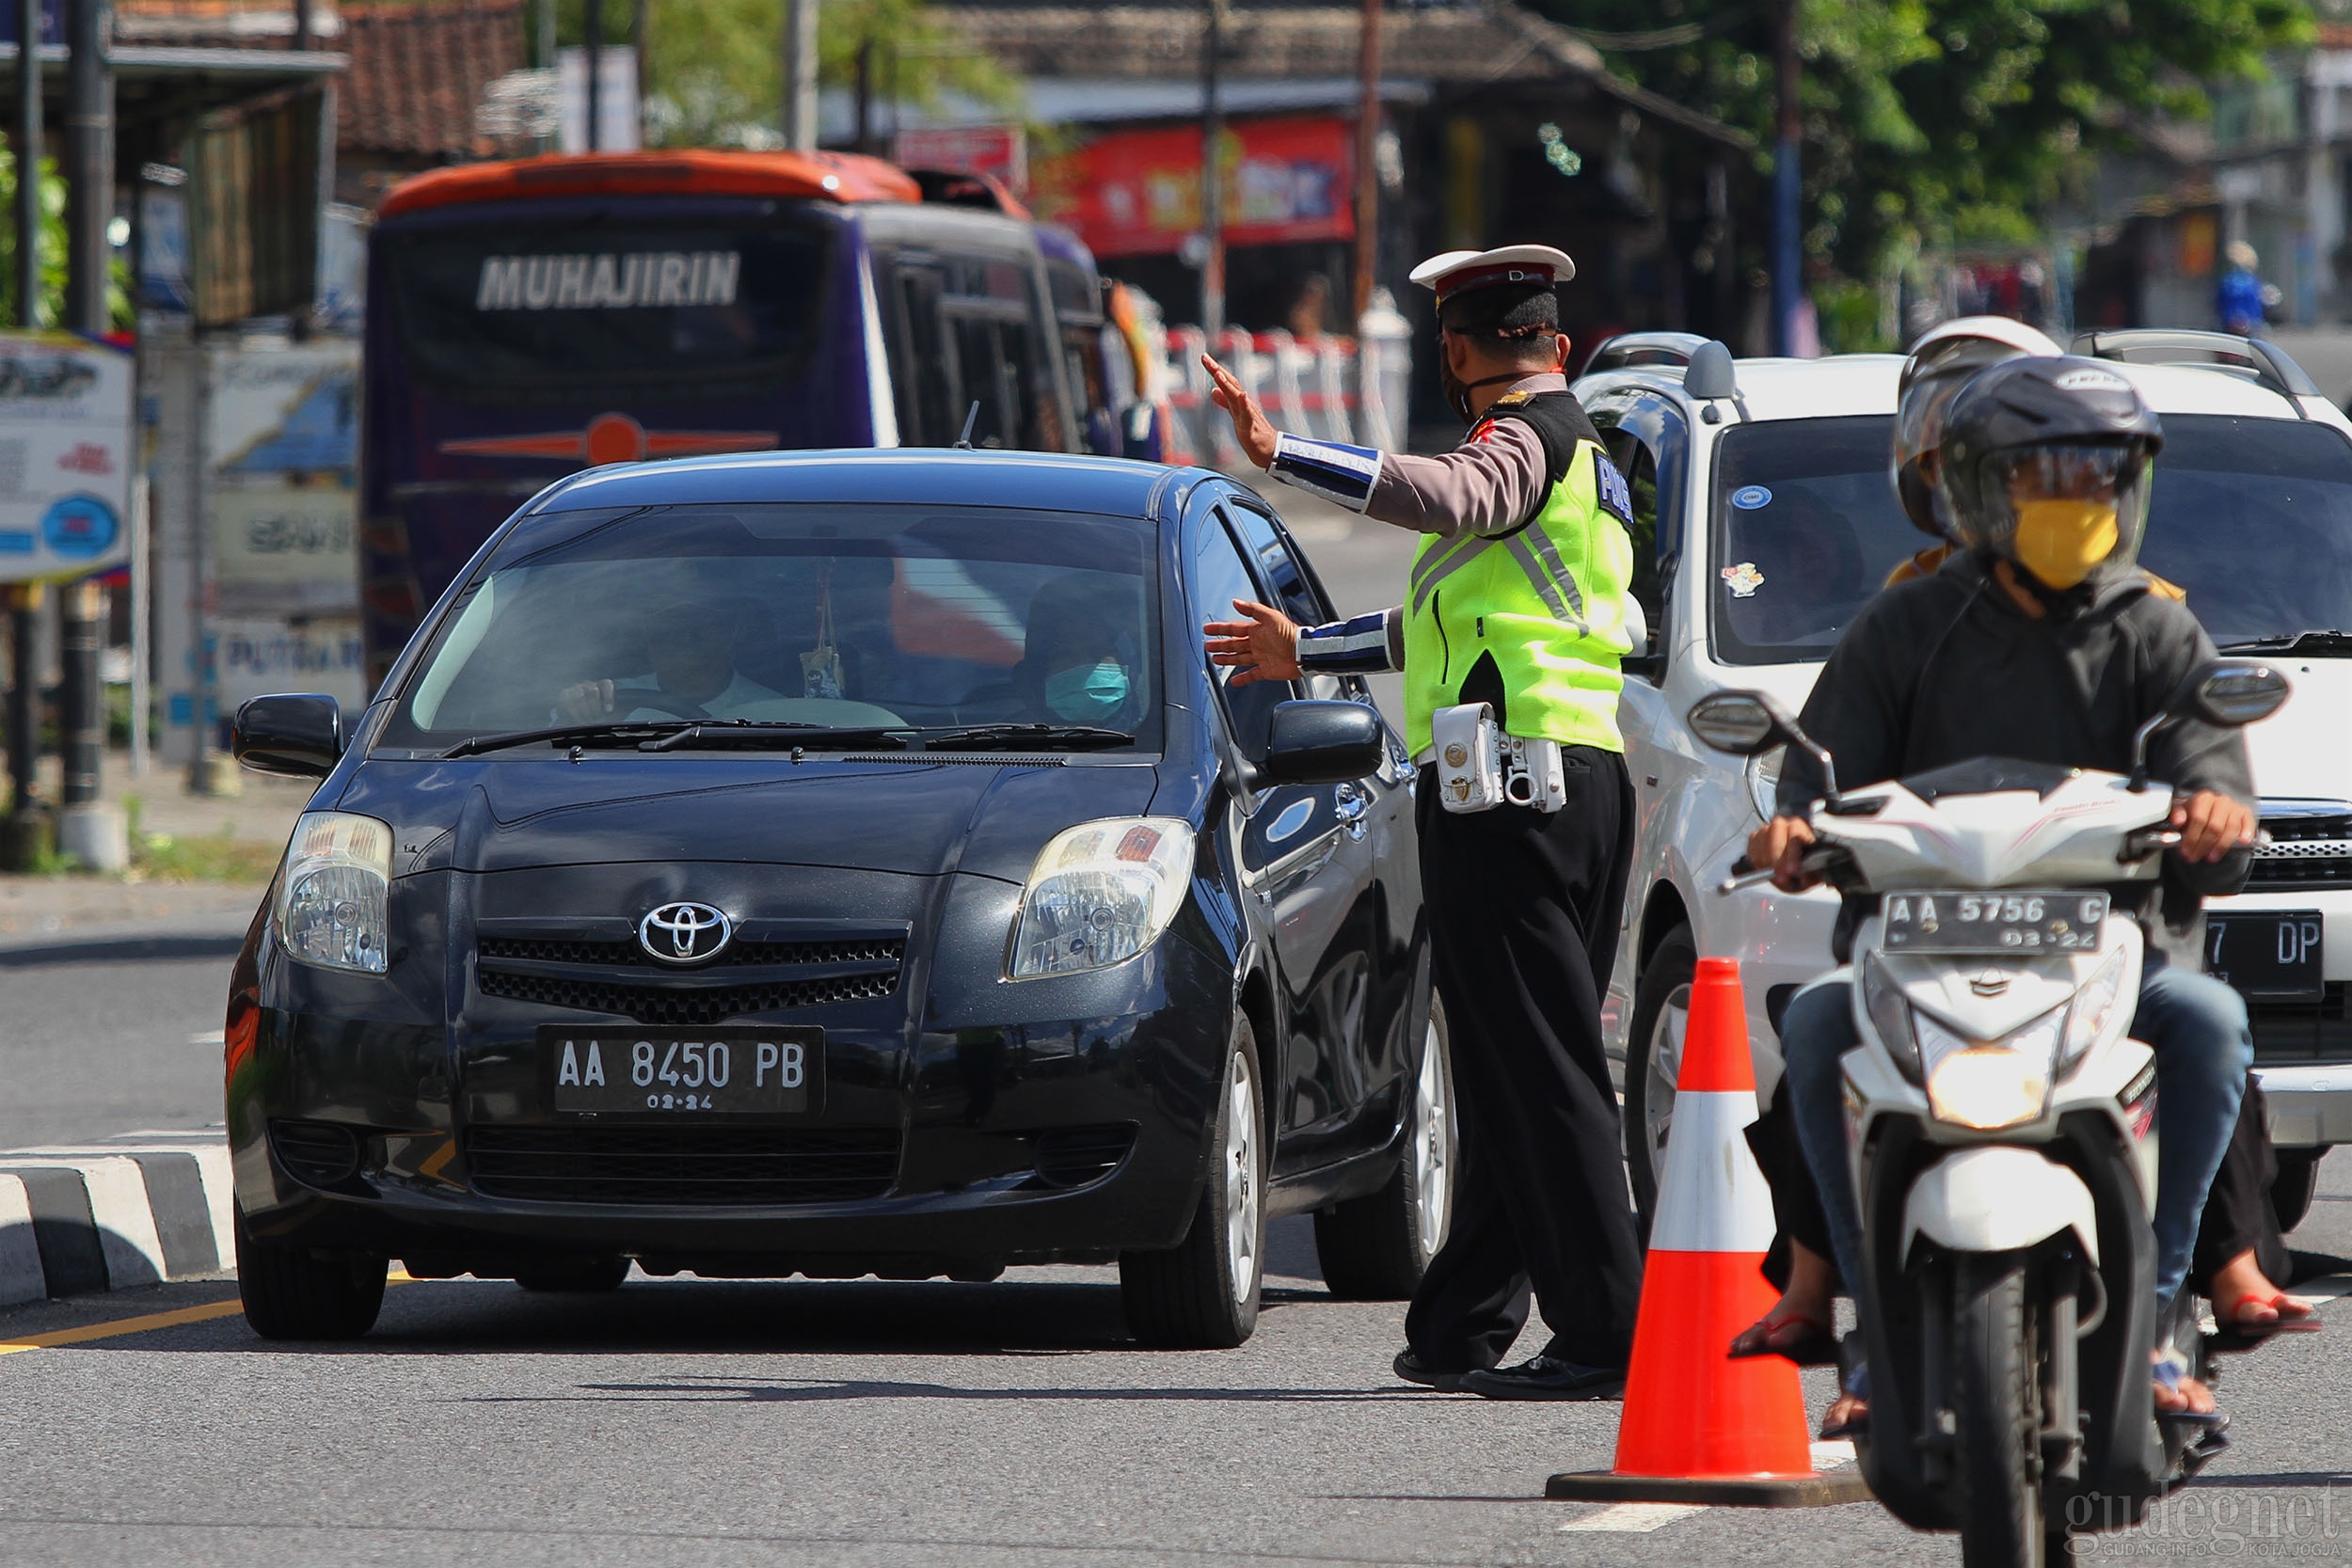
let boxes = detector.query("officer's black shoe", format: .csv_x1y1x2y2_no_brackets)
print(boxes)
1392,1350,1468,1392
1458,1354,1627,1402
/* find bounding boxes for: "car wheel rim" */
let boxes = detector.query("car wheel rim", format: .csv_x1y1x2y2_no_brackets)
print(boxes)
1645,984,1689,1184
1413,1020,1453,1259
1225,1049,1260,1306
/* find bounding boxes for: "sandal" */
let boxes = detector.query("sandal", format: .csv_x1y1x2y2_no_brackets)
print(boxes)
1728,1310,1840,1367
2153,1348,2229,1431
2211,1291,2323,1349
1818,1361,1869,1441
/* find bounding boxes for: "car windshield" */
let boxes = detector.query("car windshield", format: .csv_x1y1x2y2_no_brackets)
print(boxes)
1709,408,2352,663
377,502,1161,752
1710,415,1914,664
2134,416,2352,649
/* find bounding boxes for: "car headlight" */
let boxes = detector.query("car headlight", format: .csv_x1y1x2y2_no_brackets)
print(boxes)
2059,946,2128,1072
275,811,392,974
1745,746,1785,823
1923,1004,2061,1131
1009,816,1195,979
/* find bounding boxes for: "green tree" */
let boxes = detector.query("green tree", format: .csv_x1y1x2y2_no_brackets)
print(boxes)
0,152,72,330
550,0,1016,149
1540,0,2312,289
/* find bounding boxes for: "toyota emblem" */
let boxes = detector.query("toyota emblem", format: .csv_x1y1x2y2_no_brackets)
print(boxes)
639,901,732,964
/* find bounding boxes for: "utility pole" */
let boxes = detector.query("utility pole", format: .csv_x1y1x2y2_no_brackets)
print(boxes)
853,36,872,155
56,0,119,865
1771,0,1801,356
584,0,602,151
1351,0,1380,322
1200,0,1225,342
4,0,41,859
782,0,817,152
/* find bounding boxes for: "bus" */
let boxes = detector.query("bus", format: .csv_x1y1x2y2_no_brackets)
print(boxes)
358,150,1112,683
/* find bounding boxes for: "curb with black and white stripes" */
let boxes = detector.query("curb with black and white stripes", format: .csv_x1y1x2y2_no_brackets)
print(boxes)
0,1130,234,1304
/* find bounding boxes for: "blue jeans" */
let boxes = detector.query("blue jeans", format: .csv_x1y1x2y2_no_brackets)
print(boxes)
1781,958,2251,1313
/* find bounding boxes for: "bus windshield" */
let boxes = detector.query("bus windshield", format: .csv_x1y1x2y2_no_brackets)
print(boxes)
378,212,835,398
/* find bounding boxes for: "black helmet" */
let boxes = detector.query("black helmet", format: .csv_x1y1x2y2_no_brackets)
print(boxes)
1936,356,2164,591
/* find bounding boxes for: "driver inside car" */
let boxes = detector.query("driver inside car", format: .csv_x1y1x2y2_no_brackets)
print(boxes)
1017,575,1146,730
556,595,787,722
1748,356,2262,1439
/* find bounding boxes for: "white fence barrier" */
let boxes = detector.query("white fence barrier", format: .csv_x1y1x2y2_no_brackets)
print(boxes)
1151,296,1412,467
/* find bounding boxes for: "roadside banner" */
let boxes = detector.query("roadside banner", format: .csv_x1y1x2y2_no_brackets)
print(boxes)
0,332,135,584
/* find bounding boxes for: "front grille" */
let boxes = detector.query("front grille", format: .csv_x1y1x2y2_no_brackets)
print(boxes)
475,966,898,1025
271,1119,361,1185
466,1126,900,1205
2249,809,2352,890
2249,981,2352,1065
1033,1125,1137,1188
479,935,905,969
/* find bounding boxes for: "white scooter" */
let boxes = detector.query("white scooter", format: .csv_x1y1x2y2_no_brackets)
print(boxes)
1690,659,2290,1568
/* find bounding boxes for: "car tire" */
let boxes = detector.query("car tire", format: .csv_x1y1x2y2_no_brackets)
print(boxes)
2274,1147,2326,1234
1623,925,1696,1238
1120,1015,1266,1349
516,1257,632,1292
235,1207,387,1341
1314,998,1455,1301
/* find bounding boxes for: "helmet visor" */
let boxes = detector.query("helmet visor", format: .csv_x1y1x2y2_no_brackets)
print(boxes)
1969,441,2152,590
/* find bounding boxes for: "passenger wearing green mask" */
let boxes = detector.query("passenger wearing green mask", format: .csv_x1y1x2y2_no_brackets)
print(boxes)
1023,581,1142,730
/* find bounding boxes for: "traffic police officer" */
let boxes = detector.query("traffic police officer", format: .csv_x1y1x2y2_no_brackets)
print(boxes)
1202,245,1644,1398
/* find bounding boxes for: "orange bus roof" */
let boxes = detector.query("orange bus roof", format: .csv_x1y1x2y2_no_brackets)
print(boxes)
376,150,923,219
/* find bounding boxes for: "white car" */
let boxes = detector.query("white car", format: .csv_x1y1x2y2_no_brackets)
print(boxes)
1576,327,2352,1230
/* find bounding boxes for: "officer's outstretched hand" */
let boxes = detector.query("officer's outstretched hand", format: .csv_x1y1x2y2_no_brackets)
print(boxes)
1204,599,1302,687
1202,356,1279,468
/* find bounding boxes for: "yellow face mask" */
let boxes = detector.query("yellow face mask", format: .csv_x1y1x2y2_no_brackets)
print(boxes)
2010,499,2119,590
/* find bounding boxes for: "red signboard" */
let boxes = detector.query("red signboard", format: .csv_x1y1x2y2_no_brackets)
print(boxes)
1037,116,1355,259
894,125,1029,197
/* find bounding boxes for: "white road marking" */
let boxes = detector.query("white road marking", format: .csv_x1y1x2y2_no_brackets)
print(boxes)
1811,1439,1857,1467
188,1032,224,1047
1558,1502,1705,1532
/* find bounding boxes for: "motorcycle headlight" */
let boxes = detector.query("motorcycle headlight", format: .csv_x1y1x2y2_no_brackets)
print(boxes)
1923,1004,2062,1131
1745,746,1785,823
1009,816,1195,979
1861,952,1920,1081
2059,946,2128,1072
275,811,392,974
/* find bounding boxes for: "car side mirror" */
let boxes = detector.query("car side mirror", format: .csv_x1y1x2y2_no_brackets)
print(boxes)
1256,699,1384,787
233,693,343,779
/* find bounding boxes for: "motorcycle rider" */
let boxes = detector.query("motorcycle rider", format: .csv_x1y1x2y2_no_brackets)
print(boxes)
1750,356,2259,1433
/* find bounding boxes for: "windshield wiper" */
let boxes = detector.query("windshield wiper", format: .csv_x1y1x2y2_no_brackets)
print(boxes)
2217,629,2352,656
443,720,913,759
442,720,700,758
920,723,1136,752
641,723,912,752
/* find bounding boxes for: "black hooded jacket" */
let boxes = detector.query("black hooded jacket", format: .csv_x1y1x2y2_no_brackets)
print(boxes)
1773,551,2255,952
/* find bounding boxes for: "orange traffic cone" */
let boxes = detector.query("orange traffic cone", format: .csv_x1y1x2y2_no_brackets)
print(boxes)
1548,957,1871,1506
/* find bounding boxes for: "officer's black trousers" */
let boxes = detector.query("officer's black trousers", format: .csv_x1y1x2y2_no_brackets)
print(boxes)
1403,745,1645,1371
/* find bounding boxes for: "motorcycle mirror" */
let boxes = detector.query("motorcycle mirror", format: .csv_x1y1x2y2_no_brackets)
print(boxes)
2184,659,2292,728
2130,659,2292,791
1686,690,1794,755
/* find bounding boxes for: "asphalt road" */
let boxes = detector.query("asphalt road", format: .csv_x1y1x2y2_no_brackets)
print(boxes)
0,924,251,1148
8,486,2352,1565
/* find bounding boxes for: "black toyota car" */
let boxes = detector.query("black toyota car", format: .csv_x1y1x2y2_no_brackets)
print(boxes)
226,450,1446,1348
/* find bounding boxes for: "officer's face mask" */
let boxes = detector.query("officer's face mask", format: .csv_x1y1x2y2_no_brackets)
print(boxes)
1044,660,1130,723
1438,330,1534,424
1999,446,2133,591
